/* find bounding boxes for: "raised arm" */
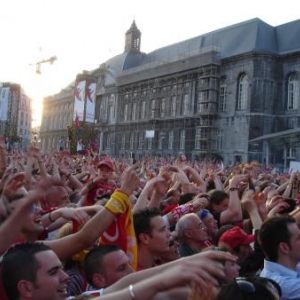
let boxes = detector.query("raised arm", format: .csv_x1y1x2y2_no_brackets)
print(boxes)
219,174,246,224
103,250,237,300
29,146,48,178
241,189,262,231
45,165,140,261
182,165,207,192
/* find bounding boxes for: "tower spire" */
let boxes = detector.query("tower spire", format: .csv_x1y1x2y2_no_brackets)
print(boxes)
124,20,141,52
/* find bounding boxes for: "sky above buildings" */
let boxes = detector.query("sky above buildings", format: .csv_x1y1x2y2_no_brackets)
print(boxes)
0,0,299,126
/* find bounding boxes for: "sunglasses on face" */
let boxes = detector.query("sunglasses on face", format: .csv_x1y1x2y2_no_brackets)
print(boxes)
235,279,256,293
235,277,281,298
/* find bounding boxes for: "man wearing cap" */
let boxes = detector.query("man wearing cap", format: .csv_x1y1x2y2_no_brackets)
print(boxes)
81,159,117,206
218,226,254,266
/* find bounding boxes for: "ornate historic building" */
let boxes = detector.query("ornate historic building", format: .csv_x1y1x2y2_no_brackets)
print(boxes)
41,18,300,167
40,85,74,151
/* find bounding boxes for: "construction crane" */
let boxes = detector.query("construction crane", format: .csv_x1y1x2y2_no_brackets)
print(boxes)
30,55,57,74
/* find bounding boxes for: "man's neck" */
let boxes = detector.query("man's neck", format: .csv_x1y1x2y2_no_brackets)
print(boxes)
138,246,157,269
185,240,206,252
277,256,299,271
22,232,38,243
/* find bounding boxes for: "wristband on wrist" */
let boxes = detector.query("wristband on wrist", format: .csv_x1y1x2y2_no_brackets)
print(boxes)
229,187,238,191
87,181,94,190
105,190,130,215
48,211,55,222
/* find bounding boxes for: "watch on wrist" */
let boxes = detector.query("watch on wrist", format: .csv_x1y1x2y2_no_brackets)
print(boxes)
229,187,238,191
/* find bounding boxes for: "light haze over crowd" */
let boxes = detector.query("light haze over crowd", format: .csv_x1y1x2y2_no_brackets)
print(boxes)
0,0,299,126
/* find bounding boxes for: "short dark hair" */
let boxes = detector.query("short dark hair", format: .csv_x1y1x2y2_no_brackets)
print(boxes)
133,207,162,243
83,245,121,287
2,242,51,300
207,189,228,212
178,193,196,205
259,215,296,262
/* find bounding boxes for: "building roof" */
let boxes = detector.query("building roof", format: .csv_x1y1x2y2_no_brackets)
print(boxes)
249,128,300,147
105,50,146,75
103,17,300,79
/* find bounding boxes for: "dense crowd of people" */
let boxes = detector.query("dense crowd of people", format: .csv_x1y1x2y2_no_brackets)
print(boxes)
1,135,300,300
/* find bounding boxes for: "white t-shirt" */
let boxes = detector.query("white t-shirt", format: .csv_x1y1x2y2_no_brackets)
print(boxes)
67,288,105,299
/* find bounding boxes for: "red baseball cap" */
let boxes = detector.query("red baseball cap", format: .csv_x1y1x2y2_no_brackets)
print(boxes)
219,226,254,250
98,160,114,171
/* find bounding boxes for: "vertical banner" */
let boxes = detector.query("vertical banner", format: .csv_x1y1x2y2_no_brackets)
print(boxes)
73,78,86,122
85,79,97,123
0,87,10,121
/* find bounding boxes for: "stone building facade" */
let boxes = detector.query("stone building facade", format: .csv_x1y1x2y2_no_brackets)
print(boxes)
40,85,74,151
41,18,300,167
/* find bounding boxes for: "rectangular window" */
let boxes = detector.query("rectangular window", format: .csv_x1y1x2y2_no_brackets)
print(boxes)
238,76,248,110
288,147,296,158
168,130,174,150
150,100,156,118
129,133,134,149
219,85,227,112
158,134,163,150
197,91,209,113
216,129,223,150
201,140,208,150
238,86,246,110
121,134,125,150
195,128,201,149
147,138,153,150
171,96,176,116
132,103,136,120
106,134,111,149
124,104,128,121
109,105,114,122
179,130,185,150
182,94,189,115
160,98,166,117
141,101,146,119
138,132,143,149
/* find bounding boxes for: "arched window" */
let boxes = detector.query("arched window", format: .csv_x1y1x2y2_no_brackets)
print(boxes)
237,74,248,110
219,77,227,112
287,73,299,110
